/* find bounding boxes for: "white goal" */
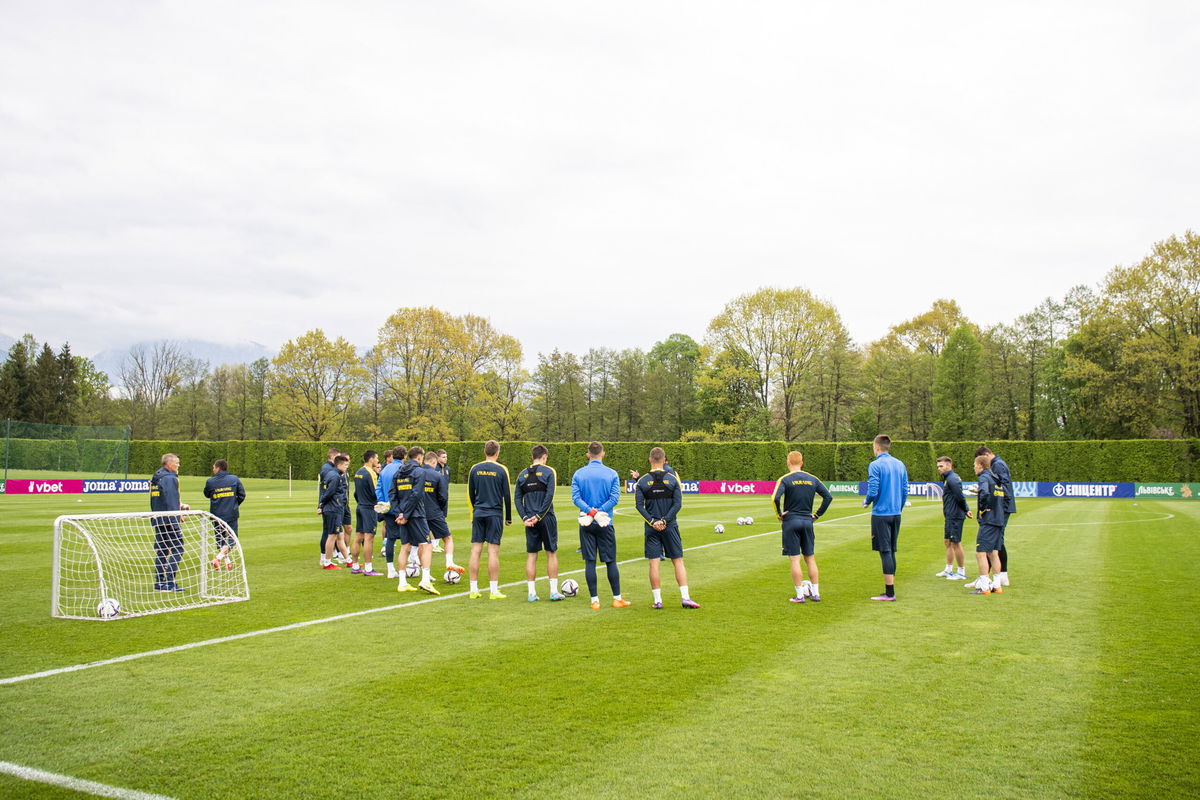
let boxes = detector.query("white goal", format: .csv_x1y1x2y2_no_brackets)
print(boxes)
52,511,250,620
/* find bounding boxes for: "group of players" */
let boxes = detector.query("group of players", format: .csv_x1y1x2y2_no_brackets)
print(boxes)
760,435,1016,602
150,434,1015,605
314,440,699,609
933,445,1015,595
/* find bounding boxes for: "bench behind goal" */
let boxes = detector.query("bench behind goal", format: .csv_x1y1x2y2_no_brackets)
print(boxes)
52,511,249,620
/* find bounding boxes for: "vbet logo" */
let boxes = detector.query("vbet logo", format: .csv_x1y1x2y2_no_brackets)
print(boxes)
13,479,84,494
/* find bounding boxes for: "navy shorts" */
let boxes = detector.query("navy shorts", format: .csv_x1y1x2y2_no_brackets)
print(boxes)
579,523,616,563
322,509,342,538
356,506,378,534
976,523,1004,553
472,516,504,545
526,515,558,553
871,514,901,553
781,516,815,557
943,516,964,543
644,523,683,560
399,516,430,547
341,506,351,527
428,516,452,540
212,517,237,550
383,515,402,540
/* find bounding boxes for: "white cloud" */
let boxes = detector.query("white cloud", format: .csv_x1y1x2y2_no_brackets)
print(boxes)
1,0,1198,360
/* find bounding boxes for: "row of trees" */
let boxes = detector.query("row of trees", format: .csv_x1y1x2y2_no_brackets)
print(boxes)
3,232,1196,442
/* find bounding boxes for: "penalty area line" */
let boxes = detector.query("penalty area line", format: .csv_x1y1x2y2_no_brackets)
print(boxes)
0,760,178,800
1,510,874,687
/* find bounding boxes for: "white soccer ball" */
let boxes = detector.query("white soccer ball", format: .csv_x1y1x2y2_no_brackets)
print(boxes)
736,517,746,526
560,578,579,597
443,569,462,584
905,500,912,507
97,597,120,618
800,580,812,598
714,524,725,534
405,563,420,578
745,517,754,525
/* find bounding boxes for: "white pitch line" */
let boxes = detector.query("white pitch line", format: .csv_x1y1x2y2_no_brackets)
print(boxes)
0,760,178,800
0,509,877,687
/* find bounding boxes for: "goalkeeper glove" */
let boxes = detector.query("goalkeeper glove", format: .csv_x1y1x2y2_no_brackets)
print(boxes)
594,511,611,527
373,501,390,514
578,512,594,527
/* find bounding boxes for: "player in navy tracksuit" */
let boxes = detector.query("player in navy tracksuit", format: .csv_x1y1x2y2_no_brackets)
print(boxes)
970,456,1009,594
423,450,465,576
317,448,338,559
389,446,438,594
350,450,383,576
976,446,1016,587
514,445,561,602
150,453,189,592
636,447,699,609
429,449,452,554
935,456,971,581
319,454,350,569
772,450,832,603
203,459,245,570
466,441,512,599
338,460,353,562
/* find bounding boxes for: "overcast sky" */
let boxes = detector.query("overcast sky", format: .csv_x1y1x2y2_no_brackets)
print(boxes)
1,0,1198,363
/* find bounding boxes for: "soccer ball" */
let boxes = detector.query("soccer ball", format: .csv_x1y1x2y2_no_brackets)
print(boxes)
714,524,725,534
800,580,812,598
560,578,579,597
443,569,462,585
736,517,747,526
405,563,420,578
97,598,120,619
745,517,754,525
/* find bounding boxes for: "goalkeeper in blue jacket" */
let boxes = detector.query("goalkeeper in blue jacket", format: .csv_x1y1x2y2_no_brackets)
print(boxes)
571,442,628,610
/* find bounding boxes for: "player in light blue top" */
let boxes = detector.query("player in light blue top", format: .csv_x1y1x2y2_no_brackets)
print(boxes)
570,442,628,609
863,434,909,601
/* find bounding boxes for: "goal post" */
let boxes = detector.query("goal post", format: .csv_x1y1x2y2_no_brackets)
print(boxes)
52,511,249,620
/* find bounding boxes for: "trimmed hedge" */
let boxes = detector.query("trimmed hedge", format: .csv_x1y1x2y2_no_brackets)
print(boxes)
110,438,1200,485
3,438,128,473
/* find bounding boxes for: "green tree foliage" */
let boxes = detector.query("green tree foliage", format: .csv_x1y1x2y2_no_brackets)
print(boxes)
0,336,89,425
707,288,847,440
0,336,37,421
866,299,966,439
530,350,586,440
1077,231,1200,436
30,230,1198,445
269,329,365,441
931,324,981,439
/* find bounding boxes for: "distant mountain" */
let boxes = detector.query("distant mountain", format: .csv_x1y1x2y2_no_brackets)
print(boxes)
91,340,274,385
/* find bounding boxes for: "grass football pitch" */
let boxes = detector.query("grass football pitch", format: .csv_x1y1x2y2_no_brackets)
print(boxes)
0,478,1197,799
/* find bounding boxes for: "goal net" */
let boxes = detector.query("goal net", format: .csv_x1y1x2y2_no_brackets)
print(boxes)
52,511,250,620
